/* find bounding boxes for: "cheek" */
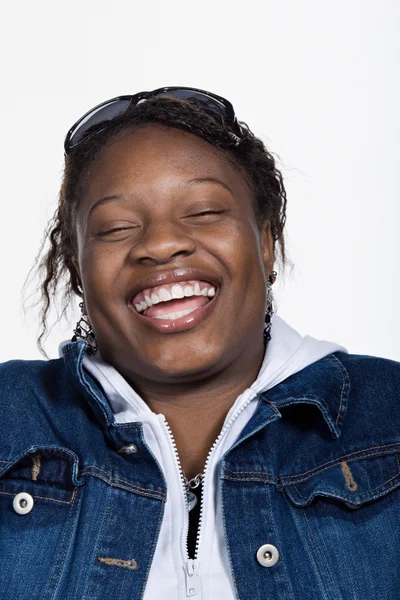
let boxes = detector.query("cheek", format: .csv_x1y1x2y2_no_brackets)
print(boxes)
216,222,267,280
79,245,124,301
211,225,268,320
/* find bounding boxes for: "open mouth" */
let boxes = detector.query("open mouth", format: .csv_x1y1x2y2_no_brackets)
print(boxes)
129,279,218,331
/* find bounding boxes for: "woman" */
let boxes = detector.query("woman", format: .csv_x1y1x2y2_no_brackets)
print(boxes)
1,87,399,600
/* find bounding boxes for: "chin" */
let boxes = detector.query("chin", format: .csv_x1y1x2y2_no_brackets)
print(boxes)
148,343,224,379
120,336,225,380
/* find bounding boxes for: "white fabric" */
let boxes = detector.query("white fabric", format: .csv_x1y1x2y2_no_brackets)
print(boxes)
61,315,346,600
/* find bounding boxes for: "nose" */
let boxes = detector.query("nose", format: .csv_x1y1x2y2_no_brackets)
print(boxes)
129,220,197,265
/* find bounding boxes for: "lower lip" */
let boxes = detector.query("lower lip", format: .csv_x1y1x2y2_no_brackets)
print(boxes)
128,292,218,334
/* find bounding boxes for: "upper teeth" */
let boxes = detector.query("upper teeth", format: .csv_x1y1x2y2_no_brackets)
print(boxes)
133,281,216,313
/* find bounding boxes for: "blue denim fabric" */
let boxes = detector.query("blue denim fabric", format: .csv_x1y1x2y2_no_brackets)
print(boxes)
0,341,399,599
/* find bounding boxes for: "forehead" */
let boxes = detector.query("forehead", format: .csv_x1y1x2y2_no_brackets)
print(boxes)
80,124,253,207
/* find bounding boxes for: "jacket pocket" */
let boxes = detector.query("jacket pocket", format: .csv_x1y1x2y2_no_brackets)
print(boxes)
281,445,400,599
0,446,82,600
282,444,400,508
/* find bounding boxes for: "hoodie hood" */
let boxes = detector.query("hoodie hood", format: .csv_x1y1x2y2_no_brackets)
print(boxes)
60,314,347,423
252,314,347,394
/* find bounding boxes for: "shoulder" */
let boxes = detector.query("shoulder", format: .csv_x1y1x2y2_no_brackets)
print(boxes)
334,351,400,393
0,357,75,414
330,351,400,440
0,356,92,460
0,356,68,385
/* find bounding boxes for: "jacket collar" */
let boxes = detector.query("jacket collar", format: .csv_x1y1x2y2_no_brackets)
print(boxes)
62,342,350,440
260,352,350,439
62,340,116,427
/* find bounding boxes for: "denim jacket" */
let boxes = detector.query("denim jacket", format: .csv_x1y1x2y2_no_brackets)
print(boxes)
1,340,399,599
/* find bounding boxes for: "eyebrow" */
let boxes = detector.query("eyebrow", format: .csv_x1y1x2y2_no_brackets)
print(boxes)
87,177,233,219
185,177,233,195
88,195,127,219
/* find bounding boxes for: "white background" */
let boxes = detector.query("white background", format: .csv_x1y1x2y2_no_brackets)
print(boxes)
1,0,399,362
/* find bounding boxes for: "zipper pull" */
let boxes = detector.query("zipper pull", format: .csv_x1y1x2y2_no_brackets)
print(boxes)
185,559,199,597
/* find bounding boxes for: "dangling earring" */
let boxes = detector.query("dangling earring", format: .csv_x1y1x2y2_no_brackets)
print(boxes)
263,271,277,345
71,301,97,355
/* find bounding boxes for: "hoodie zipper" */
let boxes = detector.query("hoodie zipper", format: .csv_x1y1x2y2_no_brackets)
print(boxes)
185,558,200,596
160,389,257,598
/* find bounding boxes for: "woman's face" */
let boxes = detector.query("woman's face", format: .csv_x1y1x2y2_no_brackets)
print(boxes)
74,124,273,385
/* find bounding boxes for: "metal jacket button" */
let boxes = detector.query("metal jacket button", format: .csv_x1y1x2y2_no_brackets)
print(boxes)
256,544,280,567
13,492,34,515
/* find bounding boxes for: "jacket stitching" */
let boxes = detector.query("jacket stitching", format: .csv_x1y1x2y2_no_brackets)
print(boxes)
293,462,400,500
80,466,165,500
219,479,240,599
324,354,348,427
223,475,274,483
285,451,399,487
301,509,339,600
222,469,275,483
83,485,113,600
1,449,79,473
81,464,156,490
224,449,400,487
140,491,165,599
348,457,400,495
293,484,306,499
62,348,78,356
274,393,335,402
0,488,77,505
74,356,113,426
80,465,110,477
223,468,273,476
82,469,164,500
42,487,83,600
254,437,270,480
283,499,332,598
280,443,400,483
265,484,294,600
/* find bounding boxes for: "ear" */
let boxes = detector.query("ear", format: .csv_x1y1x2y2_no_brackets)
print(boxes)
260,219,274,277
72,256,80,275
71,256,83,293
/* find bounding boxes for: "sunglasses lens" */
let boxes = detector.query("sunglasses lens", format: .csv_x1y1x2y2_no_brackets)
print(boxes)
69,98,132,148
165,90,227,119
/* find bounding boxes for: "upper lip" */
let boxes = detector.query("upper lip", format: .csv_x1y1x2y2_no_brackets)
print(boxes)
127,268,221,302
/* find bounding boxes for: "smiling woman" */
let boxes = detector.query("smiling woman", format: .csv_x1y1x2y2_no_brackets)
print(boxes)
71,122,276,386
1,88,400,600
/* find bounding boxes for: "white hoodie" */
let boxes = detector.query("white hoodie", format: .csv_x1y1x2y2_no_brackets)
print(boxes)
72,316,346,600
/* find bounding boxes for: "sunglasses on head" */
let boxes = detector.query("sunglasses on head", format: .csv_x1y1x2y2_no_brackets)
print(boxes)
63,86,241,157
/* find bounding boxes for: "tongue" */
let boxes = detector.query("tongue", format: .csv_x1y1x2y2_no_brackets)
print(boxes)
144,296,209,318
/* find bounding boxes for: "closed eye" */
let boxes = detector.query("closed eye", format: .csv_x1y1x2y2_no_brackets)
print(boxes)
190,210,226,217
197,211,221,215
96,226,136,236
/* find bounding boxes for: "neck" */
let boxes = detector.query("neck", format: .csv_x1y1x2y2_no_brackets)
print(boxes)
125,343,266,479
